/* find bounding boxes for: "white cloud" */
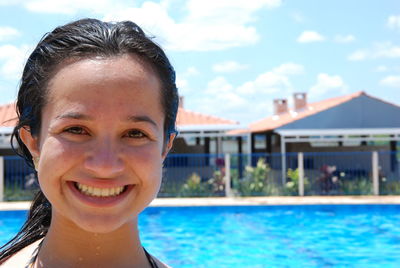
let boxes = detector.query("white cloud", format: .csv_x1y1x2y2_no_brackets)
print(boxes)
290,11,305,23
387,15,400,30
272,62,304,75
376,65,388,72
0,26,20,41
237,72,289,95
191,62,304,123
176,77,193,96
176,67,200,95
186,0,281,20
347,50,368,61
176,77,188,89
1,0,282,51
348,42,400,61
374,42,400,58
0,44,32,79
236,62,303,94
236,64,300,95
212,61,248,73
104,0,282,51
0,0,24,4
195,76,247,121
1,0,281,16
380,75,400,87
309,73,348,99
205,76,234,94
348,50,367,61
297,31,325,43
334,34,355,43
3,0,120,15
184,67,200,76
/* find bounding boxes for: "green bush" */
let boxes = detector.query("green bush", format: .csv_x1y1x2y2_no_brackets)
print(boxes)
179,173,208,197
158,180,182,197
4,187,38,201
206,170,225,196
178,169,228,197
380,179,400,195
341,177,373,195
235,158,281,196
284,168,310,196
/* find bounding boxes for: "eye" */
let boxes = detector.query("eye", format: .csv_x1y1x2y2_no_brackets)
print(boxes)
64,126,88,135
125,129,146,139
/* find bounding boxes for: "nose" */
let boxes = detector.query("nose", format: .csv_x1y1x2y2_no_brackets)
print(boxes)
84,138,125,177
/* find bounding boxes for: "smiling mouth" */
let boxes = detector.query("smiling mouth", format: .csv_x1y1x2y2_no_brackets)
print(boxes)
73,182,128,197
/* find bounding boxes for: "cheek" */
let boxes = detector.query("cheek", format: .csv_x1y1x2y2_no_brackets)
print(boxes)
38,138,84,186
40,138,84,166
128,145,163,181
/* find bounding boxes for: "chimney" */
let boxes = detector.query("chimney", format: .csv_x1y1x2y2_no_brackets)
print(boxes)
179,96,184,108
293,92,307,111
273,99,288,115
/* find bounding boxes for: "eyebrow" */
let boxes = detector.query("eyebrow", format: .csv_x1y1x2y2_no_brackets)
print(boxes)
126,115,158,129
55,112,158,128
56,112,93,120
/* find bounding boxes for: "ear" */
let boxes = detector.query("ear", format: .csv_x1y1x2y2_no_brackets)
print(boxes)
19,126,40,159
162,132,176,160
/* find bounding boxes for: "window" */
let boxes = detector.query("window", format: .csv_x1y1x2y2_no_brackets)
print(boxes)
254,134,266,149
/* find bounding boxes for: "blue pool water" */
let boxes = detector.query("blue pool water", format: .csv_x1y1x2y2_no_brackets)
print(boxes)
1,205,400,267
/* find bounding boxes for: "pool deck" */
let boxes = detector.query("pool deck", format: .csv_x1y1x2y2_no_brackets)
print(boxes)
1,195,400,210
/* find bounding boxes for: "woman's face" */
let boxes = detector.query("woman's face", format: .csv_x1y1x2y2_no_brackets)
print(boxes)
23,54,173,233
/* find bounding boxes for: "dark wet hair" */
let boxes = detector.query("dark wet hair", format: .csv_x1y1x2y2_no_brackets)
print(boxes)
0,18,178,263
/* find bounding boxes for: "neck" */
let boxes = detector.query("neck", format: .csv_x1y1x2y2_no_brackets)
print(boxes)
35,212,150,268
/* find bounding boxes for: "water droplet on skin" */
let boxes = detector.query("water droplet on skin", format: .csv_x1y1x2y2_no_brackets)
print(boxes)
96,246,101,250
78,257,83,262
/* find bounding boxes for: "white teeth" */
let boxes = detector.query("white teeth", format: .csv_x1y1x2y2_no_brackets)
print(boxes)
101,188,109,197
93,188,101,196
76,182,125,197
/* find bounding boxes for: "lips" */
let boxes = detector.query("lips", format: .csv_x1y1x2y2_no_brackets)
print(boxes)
67,181,135,207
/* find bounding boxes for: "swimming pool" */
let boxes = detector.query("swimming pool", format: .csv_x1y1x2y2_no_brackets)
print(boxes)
1,205,400,267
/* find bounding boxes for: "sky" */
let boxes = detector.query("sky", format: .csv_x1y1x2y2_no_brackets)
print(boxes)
0,0,399,125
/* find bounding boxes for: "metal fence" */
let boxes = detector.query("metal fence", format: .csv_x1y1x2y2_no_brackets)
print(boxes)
1,151,399,200
1,156,37,201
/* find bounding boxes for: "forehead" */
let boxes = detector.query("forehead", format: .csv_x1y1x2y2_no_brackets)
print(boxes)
44,55,163,118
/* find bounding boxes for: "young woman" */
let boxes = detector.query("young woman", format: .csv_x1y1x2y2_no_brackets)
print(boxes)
0,18,178,267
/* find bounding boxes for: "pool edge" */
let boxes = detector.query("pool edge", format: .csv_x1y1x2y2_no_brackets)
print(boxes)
1,196,400,210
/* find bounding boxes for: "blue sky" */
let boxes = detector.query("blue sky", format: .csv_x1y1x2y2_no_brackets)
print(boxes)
0,0,399,124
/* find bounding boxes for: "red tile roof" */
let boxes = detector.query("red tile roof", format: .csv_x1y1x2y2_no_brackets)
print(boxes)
176,107,237,126
231,91,369,134
0,103,237,128
0,103,17,127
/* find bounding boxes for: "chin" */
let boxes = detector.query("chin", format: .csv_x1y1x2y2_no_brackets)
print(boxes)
73,214,134,234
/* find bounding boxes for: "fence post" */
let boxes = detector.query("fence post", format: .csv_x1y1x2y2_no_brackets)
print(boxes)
0,156,4,202
281,135,286,185
298,152,304,196
224,154,233,197
372,151,379,195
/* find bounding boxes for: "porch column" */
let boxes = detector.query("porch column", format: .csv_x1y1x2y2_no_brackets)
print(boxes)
217,136,222,155
372,151,379,195
224,154,233,197
281,135,286,185
0,156,4,202
247,133,252,166
237,136,243,178
298,152,304,196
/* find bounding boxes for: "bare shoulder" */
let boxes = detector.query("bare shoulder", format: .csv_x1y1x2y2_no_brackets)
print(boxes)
0,239,42,268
